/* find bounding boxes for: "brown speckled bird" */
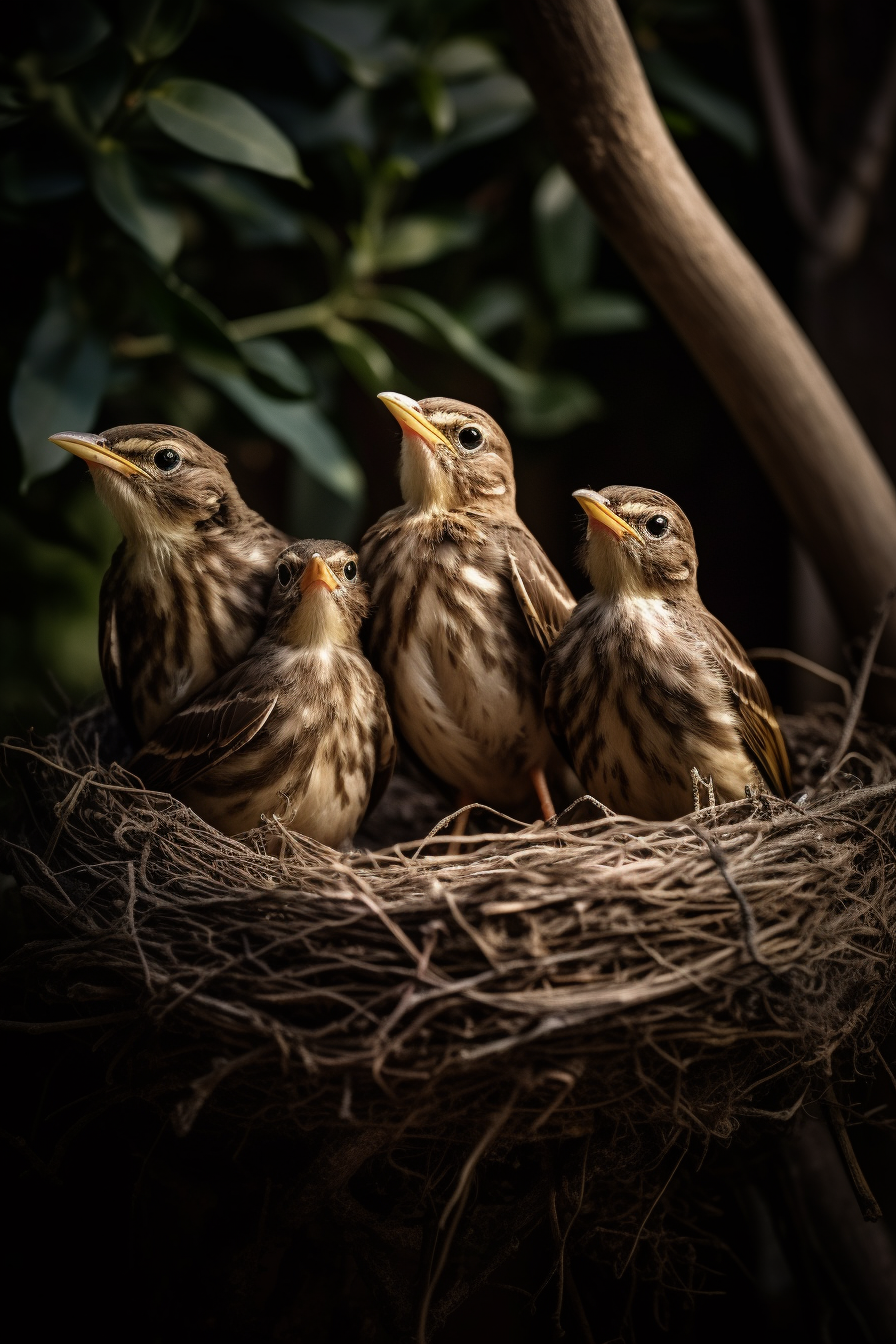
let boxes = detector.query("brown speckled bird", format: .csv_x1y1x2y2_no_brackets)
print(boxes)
131,541,395,845
50,424,290,743
542,487,791,819
359,392,575,820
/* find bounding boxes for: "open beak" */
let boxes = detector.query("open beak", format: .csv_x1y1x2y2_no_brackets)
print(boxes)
300,553,339,594
377,391,458,456
574,489,645,544
49,431,150,478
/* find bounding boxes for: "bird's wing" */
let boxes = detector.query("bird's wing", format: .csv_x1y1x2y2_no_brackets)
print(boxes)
99,564,139,744
507,526,576,655
132,669,277,793
364,701,398,823
703,612,792,796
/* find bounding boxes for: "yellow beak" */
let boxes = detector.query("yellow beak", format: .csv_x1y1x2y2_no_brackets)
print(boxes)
300,553,339,594
49,432,150,478
377,391,458,456
574,489,645,544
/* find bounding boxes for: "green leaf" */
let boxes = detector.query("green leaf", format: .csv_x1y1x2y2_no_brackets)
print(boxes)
322,319,396,391
146,80,309,185
11,281,110,488
416,69,455,137
459,280,528,338
642,49,758,156
400,72,534,170
506,373,602,438
239,337,313,396
188,355,363,500
558,291,648,335
167,163,303,247
90,144,182,265
381,286,530,395
532,164,596,300
41,0,111,78
285,1,413,89
429,37,502,80
373,212,482,272
123,0,202,63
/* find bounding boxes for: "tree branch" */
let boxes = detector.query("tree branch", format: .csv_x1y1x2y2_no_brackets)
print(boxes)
503,0,896,677
812,21,896,275
739,0,819,235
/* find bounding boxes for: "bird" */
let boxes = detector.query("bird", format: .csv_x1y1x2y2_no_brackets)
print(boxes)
49,424,290,743
542,486,791,820
130,540,396,846
358,392,576,821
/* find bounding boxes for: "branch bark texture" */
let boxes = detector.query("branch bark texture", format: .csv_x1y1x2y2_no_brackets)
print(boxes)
505,0,896,660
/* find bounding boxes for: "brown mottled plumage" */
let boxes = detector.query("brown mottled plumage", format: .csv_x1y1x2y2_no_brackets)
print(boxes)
49,424,289,742
543,487,792,820
131,541,396,845
359,393,575,818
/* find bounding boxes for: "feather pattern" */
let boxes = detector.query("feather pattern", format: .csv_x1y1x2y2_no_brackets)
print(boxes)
543,485,791,819
360,394,575,813
132,541,396,846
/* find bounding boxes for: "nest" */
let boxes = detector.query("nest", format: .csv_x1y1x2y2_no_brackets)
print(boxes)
3,704,896,1332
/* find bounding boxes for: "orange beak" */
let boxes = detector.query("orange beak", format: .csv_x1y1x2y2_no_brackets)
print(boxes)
299,553,339,594
377,391,459,456
574,489,644,544
48,431,150,478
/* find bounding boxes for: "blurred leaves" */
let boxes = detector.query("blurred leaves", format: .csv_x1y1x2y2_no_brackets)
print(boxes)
123,0,202,64
10,281,109,488
641,48,758,156
6,0,651,507
146,80,310,184
90,142,182,264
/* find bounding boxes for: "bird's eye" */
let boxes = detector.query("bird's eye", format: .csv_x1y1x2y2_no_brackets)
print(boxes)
277,563,292,586
458,424,483,451
645,514,669,538
154,447,181,472
343,560,358,582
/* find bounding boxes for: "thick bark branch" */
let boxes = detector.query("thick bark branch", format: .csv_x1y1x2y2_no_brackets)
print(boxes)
739,0,819,234
504,0,896,665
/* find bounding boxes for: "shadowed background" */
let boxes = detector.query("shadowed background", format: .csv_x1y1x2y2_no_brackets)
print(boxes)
3,2,896,1341
9,0,896,742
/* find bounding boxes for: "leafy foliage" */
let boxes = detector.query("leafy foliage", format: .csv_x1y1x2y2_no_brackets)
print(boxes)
1,0,755,730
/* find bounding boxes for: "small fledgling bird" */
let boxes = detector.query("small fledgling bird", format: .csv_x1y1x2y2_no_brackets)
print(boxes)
131,541,396,845
542,487,791,820
359,392,575,819
50,424,290,742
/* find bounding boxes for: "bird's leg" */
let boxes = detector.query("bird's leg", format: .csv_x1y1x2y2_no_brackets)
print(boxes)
691,767,701,813
530,767,557,823
447,792,475,856
706,774,716,812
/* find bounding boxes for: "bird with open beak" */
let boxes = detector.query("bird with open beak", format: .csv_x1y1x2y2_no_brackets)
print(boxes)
49,424,290,743
542,486,791,819
131,541,395,845
359,392,576,821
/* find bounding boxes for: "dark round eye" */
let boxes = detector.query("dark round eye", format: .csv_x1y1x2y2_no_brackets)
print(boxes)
458,424,483,451
277,563,292,586
343,560,358,582
645,514,669,538
153,447,181,472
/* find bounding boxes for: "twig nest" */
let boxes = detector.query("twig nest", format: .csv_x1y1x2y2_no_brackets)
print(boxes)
4,703,895,1148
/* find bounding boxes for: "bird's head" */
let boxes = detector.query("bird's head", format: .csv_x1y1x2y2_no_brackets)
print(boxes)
377,392,516,513
267,540,368,649
49,424,237,541
574,486,698,599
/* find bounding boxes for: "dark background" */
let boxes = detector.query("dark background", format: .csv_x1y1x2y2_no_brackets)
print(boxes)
3,1,896,1341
